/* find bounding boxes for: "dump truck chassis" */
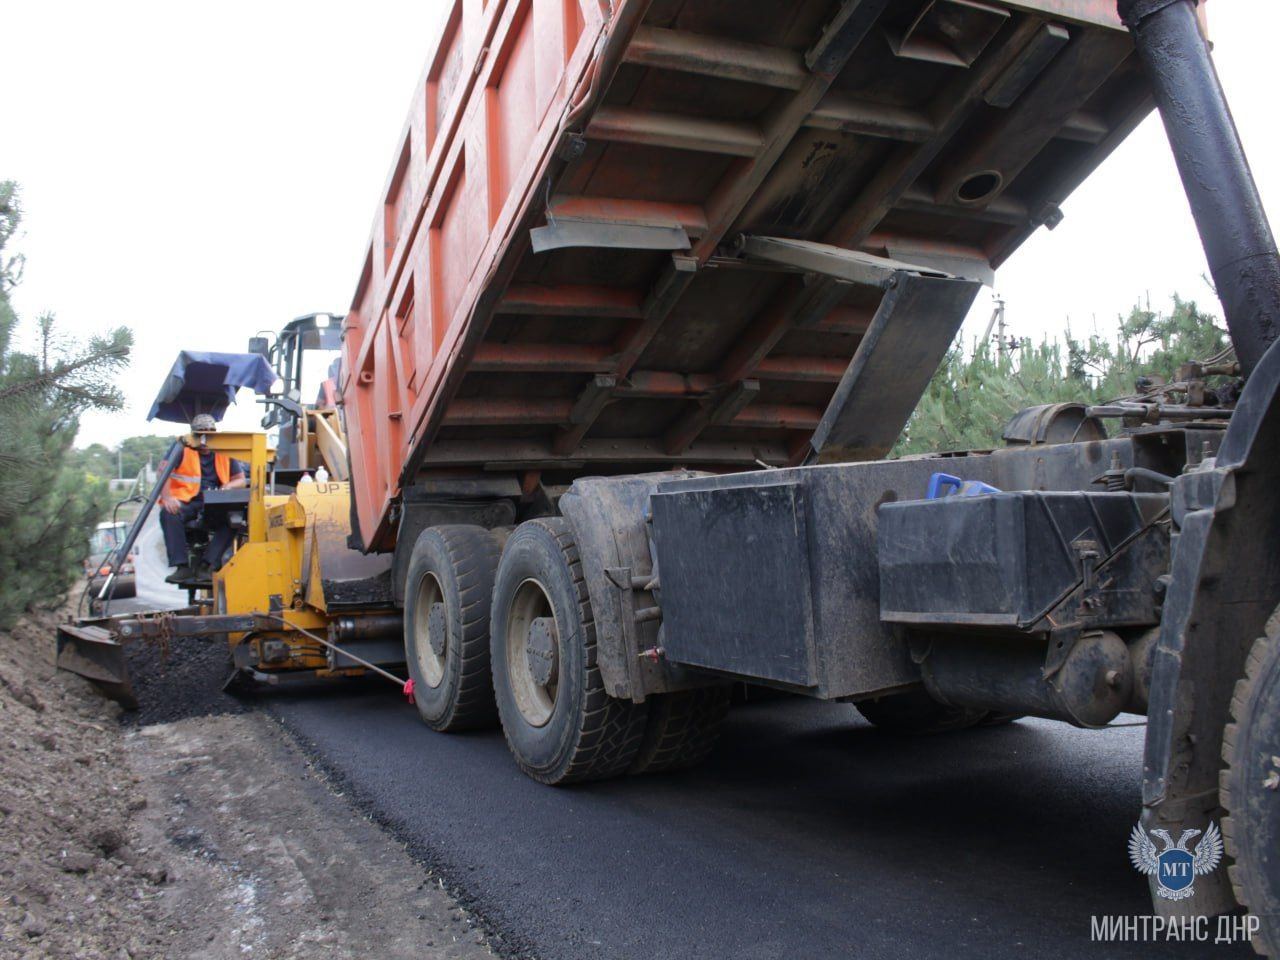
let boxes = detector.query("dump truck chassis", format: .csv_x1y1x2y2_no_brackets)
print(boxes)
380,0,1280,935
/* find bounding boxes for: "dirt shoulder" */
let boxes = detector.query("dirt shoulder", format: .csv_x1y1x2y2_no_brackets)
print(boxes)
0,606,166,959
128,712,492,959
0,608,496,959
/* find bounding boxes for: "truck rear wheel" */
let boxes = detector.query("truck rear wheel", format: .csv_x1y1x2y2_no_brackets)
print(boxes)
1221,608,1280,956
855,688,988,734
490,518,647,784
630,686,731,775
403,525,501,732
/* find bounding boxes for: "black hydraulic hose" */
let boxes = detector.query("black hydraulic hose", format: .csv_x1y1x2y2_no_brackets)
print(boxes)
1118,0,1280,377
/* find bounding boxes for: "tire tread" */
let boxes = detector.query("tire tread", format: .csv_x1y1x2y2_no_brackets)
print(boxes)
630,686,730,775
1219,605,1280,957
405,525,501,732
495,518,647,784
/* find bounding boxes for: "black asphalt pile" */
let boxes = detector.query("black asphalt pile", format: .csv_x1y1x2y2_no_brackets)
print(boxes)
121,634,249,726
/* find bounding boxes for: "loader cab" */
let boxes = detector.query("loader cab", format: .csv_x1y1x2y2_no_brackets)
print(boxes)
250,312,345,484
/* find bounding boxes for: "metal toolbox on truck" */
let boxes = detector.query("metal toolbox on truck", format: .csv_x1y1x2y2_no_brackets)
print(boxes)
878,490,1171,630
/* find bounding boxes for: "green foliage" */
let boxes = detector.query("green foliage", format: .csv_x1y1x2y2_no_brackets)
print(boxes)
66,435,171,481
894,297,1229,456
117,434,173,479
67,442,114,479
0,181,133,625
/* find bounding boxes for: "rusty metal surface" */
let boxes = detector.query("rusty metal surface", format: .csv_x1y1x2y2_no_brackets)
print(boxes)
342,0,1154,550
55,622,138,709
808,271,982,462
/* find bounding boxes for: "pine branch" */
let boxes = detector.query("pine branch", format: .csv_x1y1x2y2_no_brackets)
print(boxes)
0,340,131,404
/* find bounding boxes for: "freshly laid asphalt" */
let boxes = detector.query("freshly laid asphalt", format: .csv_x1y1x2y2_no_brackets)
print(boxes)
264,685,1252,960
107,501,1251,956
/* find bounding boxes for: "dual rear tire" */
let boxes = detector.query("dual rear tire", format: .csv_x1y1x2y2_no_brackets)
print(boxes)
404,518,728,784
489,518,649,784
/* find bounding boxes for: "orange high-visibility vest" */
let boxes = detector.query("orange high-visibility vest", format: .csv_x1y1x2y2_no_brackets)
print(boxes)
165,445,231,503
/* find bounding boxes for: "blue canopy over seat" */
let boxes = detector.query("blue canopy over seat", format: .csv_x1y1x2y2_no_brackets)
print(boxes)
147,351,276,424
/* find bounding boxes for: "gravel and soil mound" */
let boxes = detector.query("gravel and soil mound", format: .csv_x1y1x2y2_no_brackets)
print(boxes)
1,601,497,959
0,605,175,959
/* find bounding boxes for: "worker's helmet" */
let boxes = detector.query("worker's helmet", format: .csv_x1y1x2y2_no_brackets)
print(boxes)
191,413,218,433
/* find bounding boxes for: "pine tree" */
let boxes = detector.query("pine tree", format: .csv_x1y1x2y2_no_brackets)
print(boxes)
0,181,132,625
894,297,1229,456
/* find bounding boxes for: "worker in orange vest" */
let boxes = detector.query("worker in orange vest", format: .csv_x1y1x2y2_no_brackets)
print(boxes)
159,414,247,583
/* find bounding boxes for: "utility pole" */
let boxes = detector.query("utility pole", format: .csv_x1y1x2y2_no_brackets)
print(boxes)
996,298,1007,357
981,296,1007,355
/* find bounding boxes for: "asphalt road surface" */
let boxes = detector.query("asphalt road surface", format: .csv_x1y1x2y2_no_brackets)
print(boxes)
267,685,1253,960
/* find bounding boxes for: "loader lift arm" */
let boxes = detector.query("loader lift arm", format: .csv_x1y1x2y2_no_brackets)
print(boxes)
1121,0,1280,929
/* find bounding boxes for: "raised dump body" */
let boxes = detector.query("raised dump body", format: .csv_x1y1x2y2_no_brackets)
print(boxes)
341,0,1152,550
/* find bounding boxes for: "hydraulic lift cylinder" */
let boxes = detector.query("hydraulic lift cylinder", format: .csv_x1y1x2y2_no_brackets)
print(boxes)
329,614,404,643
1119,0,1280,376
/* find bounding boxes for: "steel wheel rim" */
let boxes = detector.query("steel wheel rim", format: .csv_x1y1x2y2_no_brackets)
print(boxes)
506,578,559,728
412,571,446,688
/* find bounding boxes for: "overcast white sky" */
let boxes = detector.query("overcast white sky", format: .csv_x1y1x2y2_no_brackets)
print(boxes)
1,1,1276,450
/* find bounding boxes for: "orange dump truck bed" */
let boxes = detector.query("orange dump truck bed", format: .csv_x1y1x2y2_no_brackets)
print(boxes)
341,0,1150,551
